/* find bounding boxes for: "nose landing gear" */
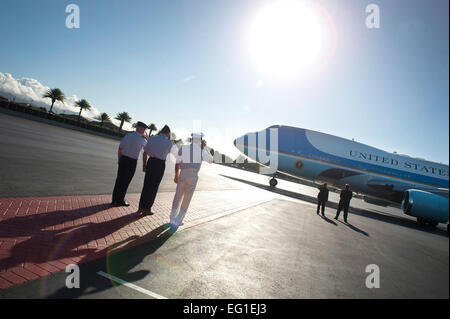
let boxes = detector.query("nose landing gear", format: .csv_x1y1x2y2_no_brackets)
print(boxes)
269,177,278,187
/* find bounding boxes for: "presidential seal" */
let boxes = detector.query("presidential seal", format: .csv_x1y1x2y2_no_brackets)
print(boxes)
294,160,304,170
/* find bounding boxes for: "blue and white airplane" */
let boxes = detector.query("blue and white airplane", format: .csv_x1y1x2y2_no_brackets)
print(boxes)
234,125,449,229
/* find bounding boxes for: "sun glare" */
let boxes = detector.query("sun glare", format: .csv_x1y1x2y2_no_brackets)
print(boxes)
248,0,324,78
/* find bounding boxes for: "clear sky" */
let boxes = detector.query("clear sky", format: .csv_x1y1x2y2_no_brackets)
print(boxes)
0,0,448,163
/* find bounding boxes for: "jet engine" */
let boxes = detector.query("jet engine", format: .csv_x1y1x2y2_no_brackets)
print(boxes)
401,189,449,227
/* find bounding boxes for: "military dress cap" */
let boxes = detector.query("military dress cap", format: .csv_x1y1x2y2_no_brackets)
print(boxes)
136,121,148,129
191,132,204,139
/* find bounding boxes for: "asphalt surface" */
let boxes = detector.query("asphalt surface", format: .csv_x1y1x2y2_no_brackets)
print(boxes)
0,113,238,197
0,114,448,298
1,197,448,299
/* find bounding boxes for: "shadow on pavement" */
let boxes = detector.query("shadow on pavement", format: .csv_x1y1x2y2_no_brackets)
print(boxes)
0,203,145,272
46,224,174,299
319,215,338,226
336,220,370,237
220,174,448,238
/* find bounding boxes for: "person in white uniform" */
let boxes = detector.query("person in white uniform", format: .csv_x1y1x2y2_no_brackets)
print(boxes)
170,133,213,228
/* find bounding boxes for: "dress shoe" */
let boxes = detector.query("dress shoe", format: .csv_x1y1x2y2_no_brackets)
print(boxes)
112,201,130,207
138,208,154,215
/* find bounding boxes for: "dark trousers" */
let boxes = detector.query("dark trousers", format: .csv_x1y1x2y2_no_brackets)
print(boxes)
317,199,327,215
139,157,166,210
112,156,137,204
335,201,350,221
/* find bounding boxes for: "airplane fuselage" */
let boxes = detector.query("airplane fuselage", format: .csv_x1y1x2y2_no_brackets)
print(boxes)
234,125,449,224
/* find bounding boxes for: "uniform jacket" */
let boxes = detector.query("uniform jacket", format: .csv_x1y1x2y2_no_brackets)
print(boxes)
339,189,353,204
317,186,329,201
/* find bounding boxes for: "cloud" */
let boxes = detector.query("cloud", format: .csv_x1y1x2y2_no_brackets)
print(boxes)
0,72,132,130
180,75,196,84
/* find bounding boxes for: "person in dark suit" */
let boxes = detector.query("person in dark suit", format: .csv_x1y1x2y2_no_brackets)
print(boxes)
335,184,353,223
316,183,329,216
112,121,148,207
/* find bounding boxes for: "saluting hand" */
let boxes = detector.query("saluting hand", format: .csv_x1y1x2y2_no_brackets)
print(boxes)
174,175,179,184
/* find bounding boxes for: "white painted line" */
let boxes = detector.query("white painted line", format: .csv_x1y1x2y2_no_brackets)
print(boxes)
97,271,168,299
178,198,273,231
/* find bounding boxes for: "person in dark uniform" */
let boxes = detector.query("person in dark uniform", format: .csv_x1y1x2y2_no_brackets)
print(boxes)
138,125,173,215
335,184,353,223
316,183,329,216
112,121,148,207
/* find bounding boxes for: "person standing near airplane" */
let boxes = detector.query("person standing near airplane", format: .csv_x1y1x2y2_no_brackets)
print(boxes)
335,184,353,223
112,121,148,207
316,183,329,216
169,133,213,229
138,125,173,215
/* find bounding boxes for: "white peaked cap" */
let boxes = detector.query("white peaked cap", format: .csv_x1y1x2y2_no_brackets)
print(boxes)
191,132,204,139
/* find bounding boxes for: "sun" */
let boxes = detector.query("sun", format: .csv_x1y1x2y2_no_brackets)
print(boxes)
248,0,323,78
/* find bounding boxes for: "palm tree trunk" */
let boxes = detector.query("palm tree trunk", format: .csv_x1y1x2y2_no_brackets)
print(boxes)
100,120,104,127
49,100,55,113
119,120,124,132
149,129,153,136
78,109,82,122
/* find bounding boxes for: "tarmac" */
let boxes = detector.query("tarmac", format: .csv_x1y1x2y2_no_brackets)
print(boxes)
0,113,448,298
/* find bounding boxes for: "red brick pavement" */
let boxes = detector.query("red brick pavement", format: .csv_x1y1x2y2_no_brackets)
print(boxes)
0,190,270,290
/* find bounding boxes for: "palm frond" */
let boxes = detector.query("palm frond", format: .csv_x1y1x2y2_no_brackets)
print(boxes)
75,99,92,110
115,112,132,123
96,112,110,122
43,88,65,103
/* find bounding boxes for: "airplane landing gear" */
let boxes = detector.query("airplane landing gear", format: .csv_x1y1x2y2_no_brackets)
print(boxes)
417,217,427,225
417,217,438,228
269,178,278,187
427,221,439,228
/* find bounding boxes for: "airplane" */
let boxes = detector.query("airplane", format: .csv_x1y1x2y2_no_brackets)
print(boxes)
233,125,449,230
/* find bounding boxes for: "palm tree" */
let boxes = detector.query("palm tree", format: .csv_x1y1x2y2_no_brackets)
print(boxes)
95,112,111,127
170,132,181,144
75,99,91,122
43,88,65,113
148,123,157,136
115,112,132,132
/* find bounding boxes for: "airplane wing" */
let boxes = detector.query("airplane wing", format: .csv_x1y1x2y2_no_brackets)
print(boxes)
367,179,449,198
